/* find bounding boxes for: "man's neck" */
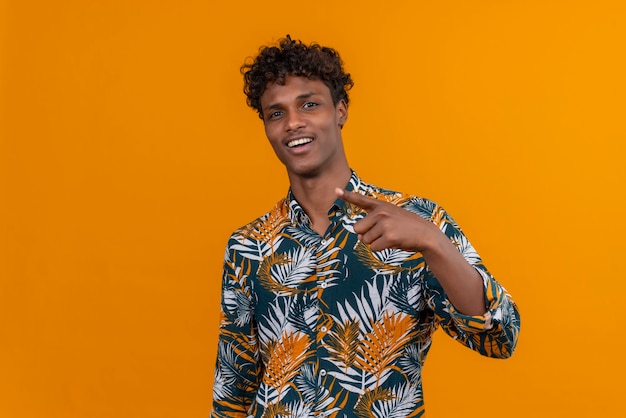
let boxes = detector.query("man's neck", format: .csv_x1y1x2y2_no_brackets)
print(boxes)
288,166,352,236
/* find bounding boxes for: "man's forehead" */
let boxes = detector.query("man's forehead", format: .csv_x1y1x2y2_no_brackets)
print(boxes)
261,76,328,102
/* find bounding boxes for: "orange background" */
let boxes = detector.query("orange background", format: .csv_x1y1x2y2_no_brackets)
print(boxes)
1,1,625,417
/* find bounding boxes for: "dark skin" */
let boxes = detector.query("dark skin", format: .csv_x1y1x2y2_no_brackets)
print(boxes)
335,188,486,316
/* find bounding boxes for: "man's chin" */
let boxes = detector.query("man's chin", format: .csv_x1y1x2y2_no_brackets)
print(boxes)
287,165,323,179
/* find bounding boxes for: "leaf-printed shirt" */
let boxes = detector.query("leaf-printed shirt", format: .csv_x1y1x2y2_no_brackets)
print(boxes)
211,172,520,418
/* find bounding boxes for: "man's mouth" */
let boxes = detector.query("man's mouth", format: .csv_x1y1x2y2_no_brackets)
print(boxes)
287,137,313,148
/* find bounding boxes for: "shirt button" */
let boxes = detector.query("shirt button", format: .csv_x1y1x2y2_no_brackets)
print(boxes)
347,208,351,214
321,239,327,245
320,326,327,333
320,282,327,289
319,369,327,376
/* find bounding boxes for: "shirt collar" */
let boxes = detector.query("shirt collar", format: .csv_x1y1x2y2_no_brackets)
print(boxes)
287,170,362,226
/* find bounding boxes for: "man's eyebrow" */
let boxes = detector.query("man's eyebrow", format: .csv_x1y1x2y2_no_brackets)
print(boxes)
296,92,318,100
263,92,320,112
263,103,282,112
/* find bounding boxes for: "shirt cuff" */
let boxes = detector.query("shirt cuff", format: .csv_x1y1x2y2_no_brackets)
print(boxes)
447,267,499,332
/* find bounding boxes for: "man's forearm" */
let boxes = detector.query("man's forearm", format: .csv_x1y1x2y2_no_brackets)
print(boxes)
421,234,486,316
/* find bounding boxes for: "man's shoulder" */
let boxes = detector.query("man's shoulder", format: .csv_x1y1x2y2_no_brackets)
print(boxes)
360,180,439,209
227,197,291,241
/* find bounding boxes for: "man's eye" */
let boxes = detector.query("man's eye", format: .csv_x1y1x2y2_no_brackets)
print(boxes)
303,102,318,109
268,111,283,119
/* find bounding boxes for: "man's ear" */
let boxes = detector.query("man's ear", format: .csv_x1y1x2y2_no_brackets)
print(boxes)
337,99,348,128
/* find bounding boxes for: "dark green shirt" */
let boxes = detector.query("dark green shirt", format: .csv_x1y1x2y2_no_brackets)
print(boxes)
211,172,520,418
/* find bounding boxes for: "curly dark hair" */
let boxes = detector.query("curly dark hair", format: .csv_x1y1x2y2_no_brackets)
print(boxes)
241,35,354,119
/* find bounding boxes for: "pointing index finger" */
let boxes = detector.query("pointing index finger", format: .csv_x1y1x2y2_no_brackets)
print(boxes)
335,188,378,211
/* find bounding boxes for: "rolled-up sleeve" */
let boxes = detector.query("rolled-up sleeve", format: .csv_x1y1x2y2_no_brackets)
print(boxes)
427,264,520,358
423,209,521,359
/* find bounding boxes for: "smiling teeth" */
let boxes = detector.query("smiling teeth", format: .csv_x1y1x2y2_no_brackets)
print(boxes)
287,137,313,148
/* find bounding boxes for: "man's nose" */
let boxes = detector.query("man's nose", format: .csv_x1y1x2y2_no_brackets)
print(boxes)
286,111,305,131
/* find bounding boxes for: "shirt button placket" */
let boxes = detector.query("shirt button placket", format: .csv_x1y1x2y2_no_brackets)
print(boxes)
316,235,331,414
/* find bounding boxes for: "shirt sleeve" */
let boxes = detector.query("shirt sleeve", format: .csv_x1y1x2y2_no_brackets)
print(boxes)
422,208,521,359
210,238,261,417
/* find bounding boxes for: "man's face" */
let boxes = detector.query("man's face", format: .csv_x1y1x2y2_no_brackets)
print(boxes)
259,75,348,179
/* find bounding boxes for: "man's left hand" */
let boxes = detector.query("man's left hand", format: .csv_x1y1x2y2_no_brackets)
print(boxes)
335,188,441,253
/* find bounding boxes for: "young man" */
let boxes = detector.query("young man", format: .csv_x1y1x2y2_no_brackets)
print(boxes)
211,36,520,418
